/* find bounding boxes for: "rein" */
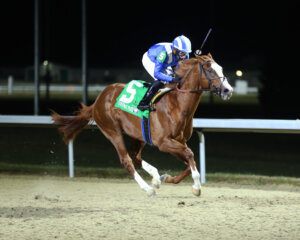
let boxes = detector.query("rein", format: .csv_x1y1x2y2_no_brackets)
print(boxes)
176,59,224,95
175,84,212,93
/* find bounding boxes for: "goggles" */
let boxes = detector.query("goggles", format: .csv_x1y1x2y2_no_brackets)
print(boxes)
178,51,187,57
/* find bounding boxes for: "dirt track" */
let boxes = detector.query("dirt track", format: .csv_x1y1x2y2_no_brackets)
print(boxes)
0,174,299,240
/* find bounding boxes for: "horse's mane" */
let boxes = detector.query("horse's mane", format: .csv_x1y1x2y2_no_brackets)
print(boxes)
175,55,213,79
175,58,199,78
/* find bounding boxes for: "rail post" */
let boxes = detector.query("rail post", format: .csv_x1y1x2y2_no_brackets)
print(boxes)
197,131,206,183
8,75,13,95
68,140,74,178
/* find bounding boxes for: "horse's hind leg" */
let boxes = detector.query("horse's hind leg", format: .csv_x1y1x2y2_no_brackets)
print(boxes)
97,125,156,197
129,139,161,189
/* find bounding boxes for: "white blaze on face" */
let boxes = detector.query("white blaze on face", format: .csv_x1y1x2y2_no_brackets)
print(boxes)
211,62,224,79
211,62,233,100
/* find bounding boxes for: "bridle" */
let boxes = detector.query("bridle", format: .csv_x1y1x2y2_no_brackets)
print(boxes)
176,59,225,95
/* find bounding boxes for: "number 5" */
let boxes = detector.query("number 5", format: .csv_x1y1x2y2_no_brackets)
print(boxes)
119,81,144,104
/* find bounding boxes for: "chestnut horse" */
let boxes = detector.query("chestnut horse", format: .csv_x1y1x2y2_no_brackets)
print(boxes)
52,53,233,197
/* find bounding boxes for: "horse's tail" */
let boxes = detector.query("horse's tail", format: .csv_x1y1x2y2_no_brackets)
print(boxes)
51,103,94,144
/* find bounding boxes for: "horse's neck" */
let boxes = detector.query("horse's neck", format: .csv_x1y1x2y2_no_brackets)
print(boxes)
177,71,202,117
180,63,201,91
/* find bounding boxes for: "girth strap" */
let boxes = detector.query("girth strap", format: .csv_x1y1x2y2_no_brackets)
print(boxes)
141,116,154,146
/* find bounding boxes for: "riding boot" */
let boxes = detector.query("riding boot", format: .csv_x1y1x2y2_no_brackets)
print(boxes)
137,81,164,111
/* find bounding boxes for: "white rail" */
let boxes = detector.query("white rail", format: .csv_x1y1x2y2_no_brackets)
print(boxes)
1,115,300,182
193,118,300,134
192,118,300,183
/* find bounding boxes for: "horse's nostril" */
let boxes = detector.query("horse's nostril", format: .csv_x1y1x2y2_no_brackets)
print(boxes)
223,88,229,93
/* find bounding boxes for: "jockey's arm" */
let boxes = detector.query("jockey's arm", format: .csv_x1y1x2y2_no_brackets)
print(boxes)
154,61,173,82
153,50,173,82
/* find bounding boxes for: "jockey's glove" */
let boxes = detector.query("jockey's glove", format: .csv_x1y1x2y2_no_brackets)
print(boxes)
195,49,202,56
172,77,181,83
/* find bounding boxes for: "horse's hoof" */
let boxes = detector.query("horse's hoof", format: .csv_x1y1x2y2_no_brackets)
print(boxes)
152,179,161,189
160,174,170,183
147,189,157,197
192,187,201,197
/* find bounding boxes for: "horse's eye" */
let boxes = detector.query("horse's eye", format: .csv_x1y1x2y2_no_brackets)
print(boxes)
208,68,213,73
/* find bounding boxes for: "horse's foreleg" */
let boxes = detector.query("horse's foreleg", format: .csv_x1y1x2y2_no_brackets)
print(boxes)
159,138,201,196
162,166,191,184
129,139,161,189
161,152,191,184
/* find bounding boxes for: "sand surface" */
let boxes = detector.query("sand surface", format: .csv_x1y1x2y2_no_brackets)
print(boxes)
0,174,299,240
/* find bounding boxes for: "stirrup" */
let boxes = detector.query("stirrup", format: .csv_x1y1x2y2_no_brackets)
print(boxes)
149,106,156,111
137,105,148,111
137,104,156,112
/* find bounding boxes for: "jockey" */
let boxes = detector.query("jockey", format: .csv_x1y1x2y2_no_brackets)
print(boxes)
137,35,192,111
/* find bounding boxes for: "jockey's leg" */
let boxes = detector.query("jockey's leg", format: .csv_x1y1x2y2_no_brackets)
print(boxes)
137,81,164,111
129,139,161,189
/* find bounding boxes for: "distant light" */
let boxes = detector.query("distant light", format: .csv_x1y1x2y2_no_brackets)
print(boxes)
236,70,243,77
43,60,49,66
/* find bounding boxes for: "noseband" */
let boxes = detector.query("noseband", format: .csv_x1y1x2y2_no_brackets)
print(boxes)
176,59,225,95
200,59,225,95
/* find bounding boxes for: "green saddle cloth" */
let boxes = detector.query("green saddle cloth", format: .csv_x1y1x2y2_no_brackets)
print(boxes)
115,80,150,119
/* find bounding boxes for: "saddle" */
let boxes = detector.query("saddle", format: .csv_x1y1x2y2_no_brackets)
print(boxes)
151,87,173,105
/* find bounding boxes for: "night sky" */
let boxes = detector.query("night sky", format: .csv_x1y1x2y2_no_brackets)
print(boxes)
0,1,298,69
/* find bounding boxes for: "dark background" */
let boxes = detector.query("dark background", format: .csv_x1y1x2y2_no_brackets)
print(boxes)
0,0,299,117
1,1,297,67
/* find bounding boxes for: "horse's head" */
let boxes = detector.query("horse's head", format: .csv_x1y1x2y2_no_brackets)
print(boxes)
195,53,233,100
176,54,233,100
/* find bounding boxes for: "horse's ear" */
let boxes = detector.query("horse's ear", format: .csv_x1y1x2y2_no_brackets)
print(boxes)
208,53,213,59
194,54,205,62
